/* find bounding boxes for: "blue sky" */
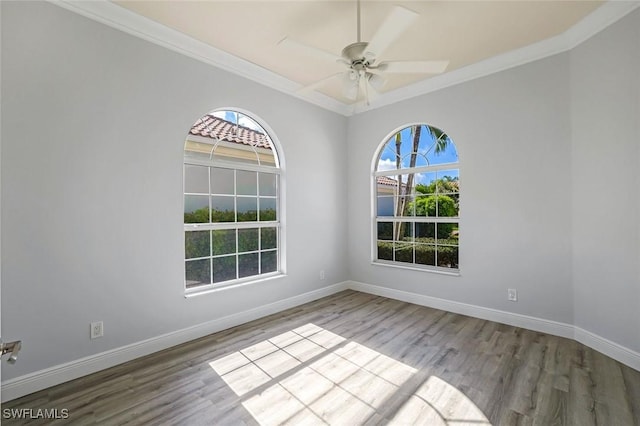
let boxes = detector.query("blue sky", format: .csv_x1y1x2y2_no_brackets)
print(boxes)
213,110,263,132
378,125,459,183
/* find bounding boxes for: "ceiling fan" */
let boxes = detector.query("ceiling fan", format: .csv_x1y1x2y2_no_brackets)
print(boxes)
279,0,449,105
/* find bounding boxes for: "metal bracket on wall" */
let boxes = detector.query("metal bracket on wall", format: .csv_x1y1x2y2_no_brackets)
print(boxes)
0,340,22,364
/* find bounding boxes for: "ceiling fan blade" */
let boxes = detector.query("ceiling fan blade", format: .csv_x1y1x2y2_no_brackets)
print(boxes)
278,37,343,64
358,71,368,102
342,72,359,100
365,6,419,59
366,77,381,102
297,72,344,94
379,60,450,74
368,73,387,91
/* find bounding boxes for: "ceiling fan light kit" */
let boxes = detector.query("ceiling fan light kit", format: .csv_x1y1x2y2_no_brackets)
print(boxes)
281,0,449,106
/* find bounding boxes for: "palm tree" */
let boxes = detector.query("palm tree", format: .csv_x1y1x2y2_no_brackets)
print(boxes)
427,126,450,161
393,125,450,241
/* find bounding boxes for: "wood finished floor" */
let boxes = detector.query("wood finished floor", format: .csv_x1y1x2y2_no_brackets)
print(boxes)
3,290,640,425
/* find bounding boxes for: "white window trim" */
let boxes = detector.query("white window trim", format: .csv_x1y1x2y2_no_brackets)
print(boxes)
373,161,460,177
184,108,286,297
185,271,286,297
370,259,461,276
370,124,460,275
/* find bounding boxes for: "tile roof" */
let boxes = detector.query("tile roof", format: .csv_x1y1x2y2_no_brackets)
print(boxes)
376,176,403,186
189,115,271,149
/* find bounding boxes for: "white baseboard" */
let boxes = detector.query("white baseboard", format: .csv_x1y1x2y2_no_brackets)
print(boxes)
0,281,349,402
346,281,575,339
346,280,640,372
4,280,639,402
574,327,640,372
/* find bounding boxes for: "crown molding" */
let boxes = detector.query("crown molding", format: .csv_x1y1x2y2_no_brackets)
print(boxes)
50,0,639,117
359,0,640,114
51,0,353,116
564,0,640,49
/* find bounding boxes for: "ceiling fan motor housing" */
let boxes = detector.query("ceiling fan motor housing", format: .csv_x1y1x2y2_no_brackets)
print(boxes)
341,41,373,71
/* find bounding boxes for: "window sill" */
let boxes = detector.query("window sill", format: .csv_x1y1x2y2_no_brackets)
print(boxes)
371,260,460,277
184,272,286,298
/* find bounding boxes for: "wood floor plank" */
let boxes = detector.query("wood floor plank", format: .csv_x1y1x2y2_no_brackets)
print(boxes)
621,364,640,425
2,290,638,425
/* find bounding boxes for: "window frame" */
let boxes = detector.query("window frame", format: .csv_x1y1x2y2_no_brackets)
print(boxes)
184,109,285,296
371,123,460,275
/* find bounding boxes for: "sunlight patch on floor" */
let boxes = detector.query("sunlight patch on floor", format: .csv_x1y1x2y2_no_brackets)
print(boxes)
209,323,489,425
389,375,491,425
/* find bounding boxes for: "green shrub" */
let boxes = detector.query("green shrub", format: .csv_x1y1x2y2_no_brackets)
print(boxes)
415,244,435,265
184,207,210,223
413,195,457,218
377,241,393,260
260,208,277,221
212,229,236,255
435,245,459,268
185,231,210,259
377,241,458,269
394,243,413,263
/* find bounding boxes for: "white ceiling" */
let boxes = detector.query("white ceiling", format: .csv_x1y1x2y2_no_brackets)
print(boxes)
58,1,639,115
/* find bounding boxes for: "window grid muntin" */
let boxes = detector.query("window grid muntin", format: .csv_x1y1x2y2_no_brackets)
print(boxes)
184,158,281,290
185,226,281,289
374,124,459,272
374,208,459,269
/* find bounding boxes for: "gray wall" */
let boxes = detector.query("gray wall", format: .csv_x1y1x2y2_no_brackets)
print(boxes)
0,1,348,380
348,8,640,353
347,53,574,324
1,1,639,385
570,9,640,352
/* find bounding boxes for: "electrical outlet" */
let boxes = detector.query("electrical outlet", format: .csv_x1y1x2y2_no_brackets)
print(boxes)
507,289,518,302
91,321,104,339
319,270,325,280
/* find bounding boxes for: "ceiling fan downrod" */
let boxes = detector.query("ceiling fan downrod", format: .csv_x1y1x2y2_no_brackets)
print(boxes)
356,0,361,43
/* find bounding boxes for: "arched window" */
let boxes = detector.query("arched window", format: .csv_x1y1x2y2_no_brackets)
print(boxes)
184,110,283,293
373,124,459,272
